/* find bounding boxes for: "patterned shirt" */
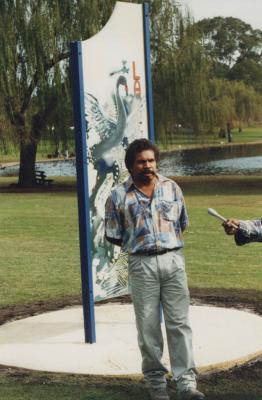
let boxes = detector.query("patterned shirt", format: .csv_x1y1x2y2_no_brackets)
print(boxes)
105,174,188,254
235,219,262,245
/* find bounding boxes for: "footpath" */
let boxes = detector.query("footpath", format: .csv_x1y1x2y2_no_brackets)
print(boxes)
0,303,261,375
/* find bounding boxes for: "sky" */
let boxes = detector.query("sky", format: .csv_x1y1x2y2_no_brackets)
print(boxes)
180,0,262,30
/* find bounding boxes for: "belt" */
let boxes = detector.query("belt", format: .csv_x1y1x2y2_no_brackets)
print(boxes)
131,247,180,256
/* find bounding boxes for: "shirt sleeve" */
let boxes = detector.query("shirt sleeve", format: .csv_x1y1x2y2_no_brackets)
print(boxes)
105,194,123,240
176,184,189,231
235,219,262,245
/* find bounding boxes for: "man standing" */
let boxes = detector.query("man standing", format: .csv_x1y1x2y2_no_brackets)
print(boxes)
223,218,262,245
105,139,204,400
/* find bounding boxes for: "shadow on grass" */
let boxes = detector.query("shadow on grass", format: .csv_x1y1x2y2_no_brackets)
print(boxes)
0,176,261,196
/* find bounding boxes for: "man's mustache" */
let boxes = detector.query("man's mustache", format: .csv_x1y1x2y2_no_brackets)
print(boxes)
139,170,156,175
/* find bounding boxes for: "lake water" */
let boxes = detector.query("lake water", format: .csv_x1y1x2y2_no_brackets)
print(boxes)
158,155,262,176
0,159,76,178
1,154,261,177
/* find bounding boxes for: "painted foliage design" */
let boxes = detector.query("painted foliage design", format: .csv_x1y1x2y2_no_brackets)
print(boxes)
85,60,146,300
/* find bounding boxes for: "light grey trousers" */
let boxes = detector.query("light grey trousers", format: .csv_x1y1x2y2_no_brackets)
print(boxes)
128,249,196,389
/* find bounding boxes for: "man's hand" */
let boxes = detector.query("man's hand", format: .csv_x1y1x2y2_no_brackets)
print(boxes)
222,219,240,235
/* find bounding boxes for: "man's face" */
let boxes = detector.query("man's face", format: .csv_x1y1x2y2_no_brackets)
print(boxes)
131,149,157,183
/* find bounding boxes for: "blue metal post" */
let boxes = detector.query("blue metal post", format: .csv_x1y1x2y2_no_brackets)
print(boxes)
143,2,155,143
70,41,96,343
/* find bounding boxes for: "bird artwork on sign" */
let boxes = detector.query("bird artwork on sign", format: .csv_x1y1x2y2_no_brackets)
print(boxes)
86,75,129,167
84,69,145,300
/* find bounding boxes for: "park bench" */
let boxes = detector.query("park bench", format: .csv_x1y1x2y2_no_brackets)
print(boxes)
34,170,53,186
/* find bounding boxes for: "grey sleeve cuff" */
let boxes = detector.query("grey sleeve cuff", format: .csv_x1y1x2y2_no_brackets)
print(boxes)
235,219,262,245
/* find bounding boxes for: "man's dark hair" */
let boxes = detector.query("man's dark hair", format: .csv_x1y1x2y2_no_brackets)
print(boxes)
124,138,160,172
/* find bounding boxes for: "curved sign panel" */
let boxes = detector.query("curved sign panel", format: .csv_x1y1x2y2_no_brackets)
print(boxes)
71,2,153,342
81,2,149,301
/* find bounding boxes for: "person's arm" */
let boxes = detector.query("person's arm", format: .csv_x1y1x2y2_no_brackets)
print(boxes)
177,185,189,232
223,218,262,245
104,194,123,246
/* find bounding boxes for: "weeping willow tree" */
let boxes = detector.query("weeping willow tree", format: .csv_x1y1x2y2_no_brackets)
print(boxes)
207,79,262,132
146,1,211,141
149,0,181,142
0,0,115,187
2,0,260,176
175,19,211,135
0,0,189,183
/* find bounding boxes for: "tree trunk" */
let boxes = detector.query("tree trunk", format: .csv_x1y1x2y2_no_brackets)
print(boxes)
17,96,58,187
18,138,37,187
226,121,232,143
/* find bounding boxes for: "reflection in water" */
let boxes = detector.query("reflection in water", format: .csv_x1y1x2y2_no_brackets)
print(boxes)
1,155,262,177
158,155,262,176
0,160,76,178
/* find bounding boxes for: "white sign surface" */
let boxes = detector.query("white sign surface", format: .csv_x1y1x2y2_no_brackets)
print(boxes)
81,2,149,300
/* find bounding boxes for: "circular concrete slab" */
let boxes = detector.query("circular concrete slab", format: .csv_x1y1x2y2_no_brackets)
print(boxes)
0,304,261,375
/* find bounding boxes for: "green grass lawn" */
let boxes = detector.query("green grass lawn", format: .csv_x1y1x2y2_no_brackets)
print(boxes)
0,175,261,308
235,125,262,142
0,374,144,400
157,125,262,150
181,177,262,290
0,189,80,307
0,364,261,400
0,175,261,400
